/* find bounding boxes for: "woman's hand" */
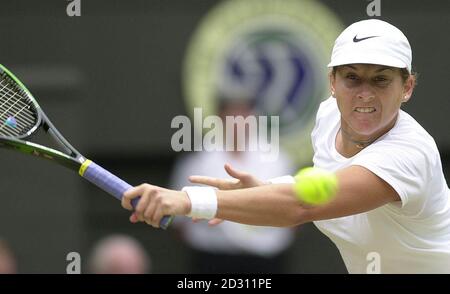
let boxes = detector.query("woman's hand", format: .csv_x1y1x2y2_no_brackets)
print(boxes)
189,163,265,190
188,164,266,226
121,184,191,228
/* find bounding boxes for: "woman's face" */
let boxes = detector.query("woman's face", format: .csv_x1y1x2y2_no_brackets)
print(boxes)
330,64,414,139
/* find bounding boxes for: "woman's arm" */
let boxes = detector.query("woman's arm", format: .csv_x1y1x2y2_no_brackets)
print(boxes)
121,165,400,228
213,165,400,226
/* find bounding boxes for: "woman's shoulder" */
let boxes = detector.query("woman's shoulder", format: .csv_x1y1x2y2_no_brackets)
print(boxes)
393,110,438,148
317,96,338,115
315,96,339,126
373,110,441,165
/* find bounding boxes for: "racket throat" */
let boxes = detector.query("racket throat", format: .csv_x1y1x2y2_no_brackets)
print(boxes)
45,124,80,158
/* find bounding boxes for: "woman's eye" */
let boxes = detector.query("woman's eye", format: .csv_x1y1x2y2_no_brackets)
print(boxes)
346,74,358,80
373,76,391,85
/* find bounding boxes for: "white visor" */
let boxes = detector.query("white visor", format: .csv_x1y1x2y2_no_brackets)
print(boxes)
328,19,412,73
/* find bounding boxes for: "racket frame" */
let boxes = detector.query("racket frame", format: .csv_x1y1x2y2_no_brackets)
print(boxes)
0,63,173,229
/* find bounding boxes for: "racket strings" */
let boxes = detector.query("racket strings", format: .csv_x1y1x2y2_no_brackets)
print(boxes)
0,80,33,118
0,83,34,122
0,76,38,137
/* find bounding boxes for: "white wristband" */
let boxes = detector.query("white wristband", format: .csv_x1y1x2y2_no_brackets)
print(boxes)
268,175,295,184
182,186,218,219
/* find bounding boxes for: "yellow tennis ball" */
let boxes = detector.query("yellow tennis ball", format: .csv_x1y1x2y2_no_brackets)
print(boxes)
294,167,338,205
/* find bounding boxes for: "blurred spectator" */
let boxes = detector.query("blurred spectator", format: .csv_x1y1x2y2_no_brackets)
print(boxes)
170,93,297,273
0,238,17,274
88,234,151,274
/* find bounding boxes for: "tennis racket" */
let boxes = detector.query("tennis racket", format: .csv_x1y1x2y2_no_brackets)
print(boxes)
0,64,173,229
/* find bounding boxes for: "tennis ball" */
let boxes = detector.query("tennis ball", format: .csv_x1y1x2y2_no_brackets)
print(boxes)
294,167,338,205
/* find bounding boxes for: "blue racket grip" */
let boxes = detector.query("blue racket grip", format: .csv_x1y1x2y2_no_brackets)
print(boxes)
79,160,174,229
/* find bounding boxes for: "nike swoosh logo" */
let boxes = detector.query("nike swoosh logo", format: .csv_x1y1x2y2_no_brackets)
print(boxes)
353,35,379,42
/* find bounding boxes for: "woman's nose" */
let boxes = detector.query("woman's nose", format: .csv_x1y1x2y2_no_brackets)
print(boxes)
357,84,375,102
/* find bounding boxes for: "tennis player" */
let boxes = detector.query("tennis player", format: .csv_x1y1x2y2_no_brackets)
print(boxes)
122,19,450,273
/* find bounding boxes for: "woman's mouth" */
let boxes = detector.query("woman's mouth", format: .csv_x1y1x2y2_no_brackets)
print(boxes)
354,107,376,113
